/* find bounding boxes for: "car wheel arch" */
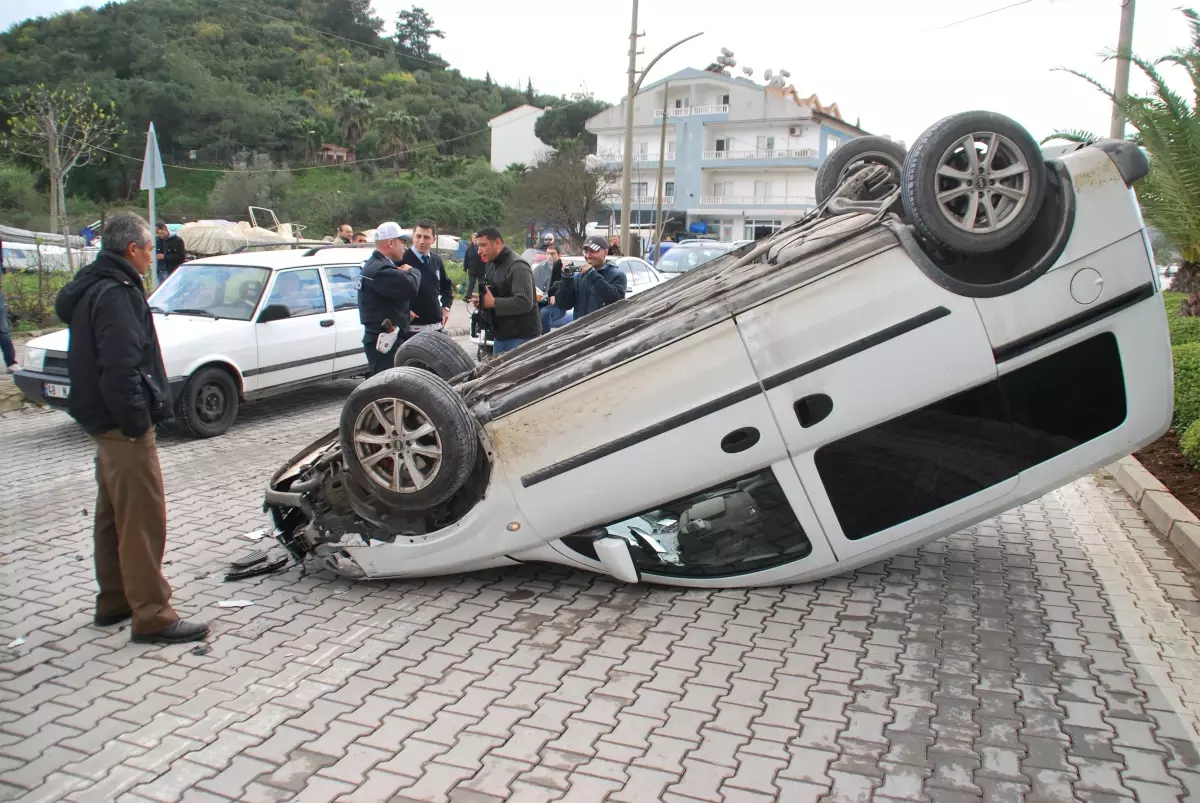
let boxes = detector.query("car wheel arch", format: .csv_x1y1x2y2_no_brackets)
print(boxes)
182,360,245,398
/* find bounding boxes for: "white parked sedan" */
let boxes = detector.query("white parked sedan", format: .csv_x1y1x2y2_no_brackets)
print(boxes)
264,111,1173,589
15,244,376,437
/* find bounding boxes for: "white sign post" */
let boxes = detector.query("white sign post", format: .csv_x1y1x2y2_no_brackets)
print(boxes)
140,122,167,291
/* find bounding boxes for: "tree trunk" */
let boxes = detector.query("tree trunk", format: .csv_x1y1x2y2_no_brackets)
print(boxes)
59,177,75,273
1176,262,1200,317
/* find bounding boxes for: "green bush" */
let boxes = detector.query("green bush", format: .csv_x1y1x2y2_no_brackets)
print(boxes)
1174,342,1200,430
1164,292,1200,346
1182,418,1200,469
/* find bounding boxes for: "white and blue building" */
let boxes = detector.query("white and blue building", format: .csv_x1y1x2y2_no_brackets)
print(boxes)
585,67,877,242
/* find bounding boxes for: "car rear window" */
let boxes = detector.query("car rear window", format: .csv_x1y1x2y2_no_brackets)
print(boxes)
656,246,731,274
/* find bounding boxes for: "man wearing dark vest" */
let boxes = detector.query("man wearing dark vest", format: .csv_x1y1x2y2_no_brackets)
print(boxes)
471,226,541,355
357,221,420,376
400,218,454,338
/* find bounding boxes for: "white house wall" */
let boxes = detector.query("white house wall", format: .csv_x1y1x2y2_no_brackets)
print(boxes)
489,106,554,172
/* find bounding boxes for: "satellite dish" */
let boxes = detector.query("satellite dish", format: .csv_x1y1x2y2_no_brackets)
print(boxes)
720,47,734,57
779,69,791,78
742,66,753,77
763,69,774,81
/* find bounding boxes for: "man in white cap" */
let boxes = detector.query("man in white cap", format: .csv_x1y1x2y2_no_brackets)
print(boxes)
357,221,420,376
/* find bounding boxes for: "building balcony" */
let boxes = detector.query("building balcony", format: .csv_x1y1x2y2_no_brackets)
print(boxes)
627,195,676,206
596,151,676,168
702,148,817,161
700,195,817,207
652,104,729,118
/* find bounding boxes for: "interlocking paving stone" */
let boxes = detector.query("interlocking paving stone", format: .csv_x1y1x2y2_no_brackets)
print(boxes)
4,387,1200,800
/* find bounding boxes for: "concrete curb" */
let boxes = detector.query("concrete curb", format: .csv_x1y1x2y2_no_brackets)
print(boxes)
1106,454,1200,570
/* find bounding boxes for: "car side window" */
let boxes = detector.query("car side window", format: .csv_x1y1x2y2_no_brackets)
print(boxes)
265,268,327,318
325,265,362,311
628,259,652,285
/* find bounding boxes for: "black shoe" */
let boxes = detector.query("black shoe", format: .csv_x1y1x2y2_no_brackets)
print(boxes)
131,619,209,644
94,611,133,627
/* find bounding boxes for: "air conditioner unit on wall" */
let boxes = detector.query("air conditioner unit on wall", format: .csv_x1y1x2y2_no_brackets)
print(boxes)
789,126,803,136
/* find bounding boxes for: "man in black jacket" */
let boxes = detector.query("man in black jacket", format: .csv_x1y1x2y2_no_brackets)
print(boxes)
55,212,208,645
155,222,186,286
358,221,421,376
400,219,453,336
472,226,540,354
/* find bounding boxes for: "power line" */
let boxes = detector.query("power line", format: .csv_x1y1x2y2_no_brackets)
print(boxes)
926,0,1039,31
205,0,448,69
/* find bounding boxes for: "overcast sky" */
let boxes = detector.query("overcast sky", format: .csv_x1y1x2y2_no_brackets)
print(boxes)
3,0,1194,144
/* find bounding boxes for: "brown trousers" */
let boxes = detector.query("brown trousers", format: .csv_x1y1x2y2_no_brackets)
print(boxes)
91,429,179,634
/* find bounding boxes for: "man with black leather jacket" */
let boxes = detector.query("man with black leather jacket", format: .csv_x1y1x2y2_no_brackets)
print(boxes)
55,212,208,645
472,226,541,355
358,221,420,376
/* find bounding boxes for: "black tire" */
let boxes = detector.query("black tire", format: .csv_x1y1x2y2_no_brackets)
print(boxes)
901,111,1047,255
339,367,478,511
393,331,475,379
174,366,239,438
815,136,908,205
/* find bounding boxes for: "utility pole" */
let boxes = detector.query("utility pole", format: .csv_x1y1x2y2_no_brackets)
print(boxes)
653,81,670,262
619,0,641,257
1110,0,1136,139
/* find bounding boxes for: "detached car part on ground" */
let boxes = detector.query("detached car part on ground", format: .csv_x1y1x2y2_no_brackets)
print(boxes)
265,110,1173,588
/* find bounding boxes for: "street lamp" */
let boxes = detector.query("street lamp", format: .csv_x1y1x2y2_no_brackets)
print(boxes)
619,8,703,256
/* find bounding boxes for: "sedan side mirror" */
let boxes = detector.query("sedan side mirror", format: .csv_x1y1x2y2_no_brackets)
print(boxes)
258,303,290,323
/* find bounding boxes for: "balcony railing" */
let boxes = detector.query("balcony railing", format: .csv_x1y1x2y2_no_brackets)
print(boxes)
597,151,675,164
702,148,819,161
701,195,817,206
627,195,676,206
652,105,729,118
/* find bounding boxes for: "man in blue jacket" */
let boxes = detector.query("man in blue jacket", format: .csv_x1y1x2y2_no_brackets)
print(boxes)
541,235,627,332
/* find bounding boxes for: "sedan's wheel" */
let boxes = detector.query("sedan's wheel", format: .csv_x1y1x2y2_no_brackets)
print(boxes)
815,135,908,206
393,331,475,379
901,111,1047,254
339,367,478,510
175,366,239,438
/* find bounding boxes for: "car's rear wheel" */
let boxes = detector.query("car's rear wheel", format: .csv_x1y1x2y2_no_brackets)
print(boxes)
815,135,908,207
393,331,474,380
175,366,239,438
340,367,478,511
901,111,1047,254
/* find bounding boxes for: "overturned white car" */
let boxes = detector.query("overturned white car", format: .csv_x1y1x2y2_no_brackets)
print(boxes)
264,111,1173,588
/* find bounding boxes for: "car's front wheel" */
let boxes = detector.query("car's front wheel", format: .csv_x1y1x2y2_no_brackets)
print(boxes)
815,135,908,208
175,366,239,438
901,110,1047,254
340,367,478,511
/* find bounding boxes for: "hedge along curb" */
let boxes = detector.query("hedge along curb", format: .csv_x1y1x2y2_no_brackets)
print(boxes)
1106,454,1200,570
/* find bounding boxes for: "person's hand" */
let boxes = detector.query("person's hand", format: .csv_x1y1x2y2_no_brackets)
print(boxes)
157,253,165,261
410,310,418,320
441,307,451,326
469,293,480,309
548,296,555,305
481,286,495,309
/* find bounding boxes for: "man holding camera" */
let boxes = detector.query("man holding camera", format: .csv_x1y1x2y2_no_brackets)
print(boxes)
358,221,420,377
472,226,540,355
542,235,627,332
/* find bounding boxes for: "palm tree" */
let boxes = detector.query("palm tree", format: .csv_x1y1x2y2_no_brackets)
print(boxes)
335,89,373,152
376,110,421,176
1046,8,1200,313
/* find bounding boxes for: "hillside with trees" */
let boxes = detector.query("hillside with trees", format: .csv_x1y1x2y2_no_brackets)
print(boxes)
0,0,591,236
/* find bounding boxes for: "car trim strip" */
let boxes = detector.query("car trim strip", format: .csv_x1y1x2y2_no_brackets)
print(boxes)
759,306,952,391
520,306,951,488
243,348,364,378
520,384,762,488
992,282,1155,364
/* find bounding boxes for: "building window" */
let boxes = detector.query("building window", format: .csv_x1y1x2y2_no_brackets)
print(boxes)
826,135,840,154
753,181,775,201
712,182,731,198
714,138,729,155
631,182,648,199
757,136,775,154
744,219,782,240
665,181,675,198
721,94,730,106
666,140,675,158
635,141,649,158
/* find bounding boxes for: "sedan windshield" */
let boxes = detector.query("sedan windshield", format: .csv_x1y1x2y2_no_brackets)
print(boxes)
656,245,733,274
149,264,271,321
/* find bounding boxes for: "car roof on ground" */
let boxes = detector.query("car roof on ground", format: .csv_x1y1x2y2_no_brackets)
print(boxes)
184,245,375,270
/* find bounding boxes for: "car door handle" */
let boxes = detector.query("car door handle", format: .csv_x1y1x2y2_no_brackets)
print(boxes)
319,319,334,327
795,394,833,428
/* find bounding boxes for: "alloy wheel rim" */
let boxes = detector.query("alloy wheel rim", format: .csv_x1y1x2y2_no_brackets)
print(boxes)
932,132,1031,234
352,397,443,493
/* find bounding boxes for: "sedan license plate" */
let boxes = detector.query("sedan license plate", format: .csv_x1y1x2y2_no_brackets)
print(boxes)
43,382,70,400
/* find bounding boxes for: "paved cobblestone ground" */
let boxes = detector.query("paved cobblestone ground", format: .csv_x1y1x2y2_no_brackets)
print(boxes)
3,386,1200,802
